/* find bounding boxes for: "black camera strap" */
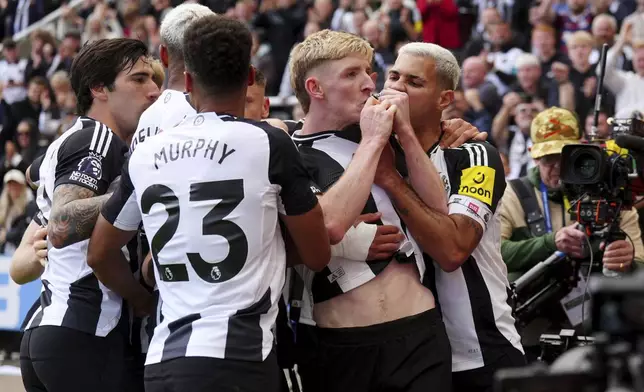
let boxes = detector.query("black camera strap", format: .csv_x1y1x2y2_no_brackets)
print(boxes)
510,177,547,237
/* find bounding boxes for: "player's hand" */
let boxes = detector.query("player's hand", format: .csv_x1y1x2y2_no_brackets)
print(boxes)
33,226,48,267
374,143,399,187
379,88,413,138
439,118,487,149
360,96,397,145
133,292,155,318
555,223,586,259
601,240,633,272
368,224,405,260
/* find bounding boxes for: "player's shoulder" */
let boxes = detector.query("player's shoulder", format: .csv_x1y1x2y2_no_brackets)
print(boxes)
59,117,125,157
444,141,502,169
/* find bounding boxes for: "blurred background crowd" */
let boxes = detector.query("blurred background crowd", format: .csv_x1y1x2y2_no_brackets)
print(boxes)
0,0,642,253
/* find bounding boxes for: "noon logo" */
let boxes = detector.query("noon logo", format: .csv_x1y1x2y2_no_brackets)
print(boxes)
459,166,495,205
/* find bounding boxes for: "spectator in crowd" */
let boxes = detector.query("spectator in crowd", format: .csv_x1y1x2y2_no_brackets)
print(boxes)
0,38,28,106
442,89,493,135
461,55,502,115
591,13,632,69
531,24,570,78
602,21,644,114
533,0,594,52
584,109,611,139
14,118,43,168
416,0,460,50
24,29,57,84
362,19,395,90
2,76,49,150
492,92,543,179
0,169,33,253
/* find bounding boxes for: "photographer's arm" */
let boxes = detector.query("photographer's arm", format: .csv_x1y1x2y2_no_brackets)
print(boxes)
618,208,644,265
499,186,558,275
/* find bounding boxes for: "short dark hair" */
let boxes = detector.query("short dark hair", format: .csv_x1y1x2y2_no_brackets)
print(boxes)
2,38,16,49
70,38,149,115
28,76,48,87
183,15,252,96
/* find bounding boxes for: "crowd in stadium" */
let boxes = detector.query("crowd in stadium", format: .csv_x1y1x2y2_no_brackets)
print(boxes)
2,0,644,392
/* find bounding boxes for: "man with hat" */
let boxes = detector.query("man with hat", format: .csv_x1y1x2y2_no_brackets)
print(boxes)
498,106,644,358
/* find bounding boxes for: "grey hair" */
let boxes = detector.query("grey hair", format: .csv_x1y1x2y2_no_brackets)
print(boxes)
516,53,540,70
398,42,461,90
159,3,214,58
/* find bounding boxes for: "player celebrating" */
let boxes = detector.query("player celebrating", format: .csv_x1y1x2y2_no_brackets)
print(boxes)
20,38,159,392
97,15,330,392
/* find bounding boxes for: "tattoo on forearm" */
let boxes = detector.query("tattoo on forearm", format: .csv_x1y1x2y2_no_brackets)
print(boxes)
463,215,484,240
49,184,109,247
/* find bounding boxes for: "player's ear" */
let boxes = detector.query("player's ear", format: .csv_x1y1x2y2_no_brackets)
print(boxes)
305,77,324,101
91,85,109,102
438,90,454,111
159,45,169,69
262,97,270,119
185,71,193,93
248,65,256,87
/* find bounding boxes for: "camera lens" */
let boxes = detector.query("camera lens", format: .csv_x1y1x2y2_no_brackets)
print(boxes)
574,152,599,180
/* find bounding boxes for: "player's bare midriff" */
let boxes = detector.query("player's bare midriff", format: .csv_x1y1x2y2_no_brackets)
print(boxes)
313,260,436,328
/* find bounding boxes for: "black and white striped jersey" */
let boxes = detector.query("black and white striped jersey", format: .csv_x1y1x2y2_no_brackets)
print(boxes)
129,89,195,153
103,112,318,365
104,89,195,353
25,117,129,337
399,140,523,372
291,127,425,305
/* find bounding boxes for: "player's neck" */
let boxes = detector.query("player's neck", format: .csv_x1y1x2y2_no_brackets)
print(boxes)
85,106,127,142
197,98,245,118
415,120,442,152
166,70,185,92
299,108,353,135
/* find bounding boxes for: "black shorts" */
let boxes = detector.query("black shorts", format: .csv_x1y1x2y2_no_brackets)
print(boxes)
300,308,452,392
20,326,125,392
144,350,279,392
452,346,526,392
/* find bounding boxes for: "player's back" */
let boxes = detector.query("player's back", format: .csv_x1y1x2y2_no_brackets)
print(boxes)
129,112,289,364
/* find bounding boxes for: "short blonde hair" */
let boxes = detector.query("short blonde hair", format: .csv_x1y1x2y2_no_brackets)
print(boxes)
398,42,461,90
151,59,165,89
289,29,373,113
567,30,594,47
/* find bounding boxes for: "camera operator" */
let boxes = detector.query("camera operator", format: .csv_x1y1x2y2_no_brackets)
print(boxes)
498,107,644,357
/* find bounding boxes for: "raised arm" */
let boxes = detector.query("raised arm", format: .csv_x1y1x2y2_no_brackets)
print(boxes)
318,97,398,241
379,89,447,214
376,142,506,272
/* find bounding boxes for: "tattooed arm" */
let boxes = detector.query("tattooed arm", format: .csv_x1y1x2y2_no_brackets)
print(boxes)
48,184,111,249
378,174,483,272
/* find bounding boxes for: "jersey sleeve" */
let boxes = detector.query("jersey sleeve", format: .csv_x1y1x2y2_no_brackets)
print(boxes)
265,125,319,216
101,156,142,231
446,142,506,231
55,121,128,195
28,153,45,187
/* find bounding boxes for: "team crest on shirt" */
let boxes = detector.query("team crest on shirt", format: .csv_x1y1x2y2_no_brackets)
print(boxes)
194,115,204,126
77,154,102,178
211,266,222,281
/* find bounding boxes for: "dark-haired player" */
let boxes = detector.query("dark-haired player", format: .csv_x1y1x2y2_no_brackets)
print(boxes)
20,38,159,392
96,15,330,392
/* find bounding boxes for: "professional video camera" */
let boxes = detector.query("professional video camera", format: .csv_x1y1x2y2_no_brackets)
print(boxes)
495,270,644,392
496,44,644,392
